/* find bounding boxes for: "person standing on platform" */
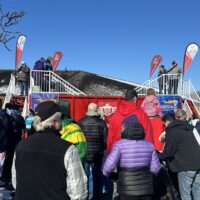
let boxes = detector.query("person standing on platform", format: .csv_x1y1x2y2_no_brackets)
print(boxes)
17,61,30,96
158,65,167,94
167,61,182,95
44,56,53,71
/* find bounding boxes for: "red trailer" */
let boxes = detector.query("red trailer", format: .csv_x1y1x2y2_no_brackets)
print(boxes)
59,95,145,122
29,93,145,122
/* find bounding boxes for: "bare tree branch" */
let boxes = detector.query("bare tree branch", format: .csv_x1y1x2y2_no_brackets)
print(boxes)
0,4,25,51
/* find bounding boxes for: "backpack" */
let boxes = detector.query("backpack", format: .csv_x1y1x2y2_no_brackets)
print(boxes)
8,110,25,144
10,112,25,133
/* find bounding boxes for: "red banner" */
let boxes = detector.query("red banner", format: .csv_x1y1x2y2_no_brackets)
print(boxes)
15,34,26,69
183,43,199,75
52,51,63,72
150,55,162,77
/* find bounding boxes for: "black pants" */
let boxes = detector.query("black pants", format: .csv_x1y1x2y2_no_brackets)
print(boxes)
159,83,167,94
168,79,179,94
84,158,103,200
168,170,181,200
120,195,152,200
1,147,15,182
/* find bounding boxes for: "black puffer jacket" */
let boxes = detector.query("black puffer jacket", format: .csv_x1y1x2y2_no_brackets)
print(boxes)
159,120,200,172
78,116,107,162
118,167,153,196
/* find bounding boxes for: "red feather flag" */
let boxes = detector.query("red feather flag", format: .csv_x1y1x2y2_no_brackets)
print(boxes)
150,55,162,77
15,34,26,69
52,51,63,72
183,43,199,76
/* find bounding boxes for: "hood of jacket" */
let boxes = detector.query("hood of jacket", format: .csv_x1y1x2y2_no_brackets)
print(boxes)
167,119,193,132
61,118,75,128
118,100,139,116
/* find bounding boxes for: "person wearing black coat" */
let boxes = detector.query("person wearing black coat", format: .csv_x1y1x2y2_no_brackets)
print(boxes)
157,65,167,94
0,109,11,154
0,104,25,191
78,103,108,200
17,61,30,96
159,114,200,200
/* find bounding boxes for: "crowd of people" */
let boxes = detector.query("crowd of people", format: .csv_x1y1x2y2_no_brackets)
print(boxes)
0,88,200,200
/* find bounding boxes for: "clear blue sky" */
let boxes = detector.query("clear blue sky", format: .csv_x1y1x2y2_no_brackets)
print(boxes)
1,0,200,90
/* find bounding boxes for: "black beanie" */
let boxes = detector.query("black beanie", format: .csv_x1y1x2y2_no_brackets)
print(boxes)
35,101,61,122
121,123,145,140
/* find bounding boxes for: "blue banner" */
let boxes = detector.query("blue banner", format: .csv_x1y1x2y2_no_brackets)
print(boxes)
158,95,182,114
31,93,59,110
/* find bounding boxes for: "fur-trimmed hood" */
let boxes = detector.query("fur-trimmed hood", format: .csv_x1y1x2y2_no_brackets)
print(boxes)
33,112,61,132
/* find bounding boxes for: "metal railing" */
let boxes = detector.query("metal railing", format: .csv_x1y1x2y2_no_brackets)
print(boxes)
30,70,86,95
136,74,183,95
183,80,200,116
135,73,200,116
183,99,193,120
2,74,16,109
135,80,151,95
22,95,28,118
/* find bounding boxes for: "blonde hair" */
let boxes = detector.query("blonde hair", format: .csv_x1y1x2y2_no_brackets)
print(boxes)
147,88,156,96
33,112,61,132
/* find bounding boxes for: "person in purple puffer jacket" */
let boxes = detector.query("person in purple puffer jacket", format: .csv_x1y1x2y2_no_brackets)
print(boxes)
103,115,161,200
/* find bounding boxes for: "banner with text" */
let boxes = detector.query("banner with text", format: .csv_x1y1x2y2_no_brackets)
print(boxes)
31,93,59,110
158,95,182,114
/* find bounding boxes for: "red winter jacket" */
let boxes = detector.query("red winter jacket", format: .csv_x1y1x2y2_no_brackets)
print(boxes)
149,117,165,152
107,100,153,154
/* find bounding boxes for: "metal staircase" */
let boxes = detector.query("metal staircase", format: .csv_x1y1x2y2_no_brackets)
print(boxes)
135,74,200,118
30,70,86,95
2,70,86,117
2,74,16,109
